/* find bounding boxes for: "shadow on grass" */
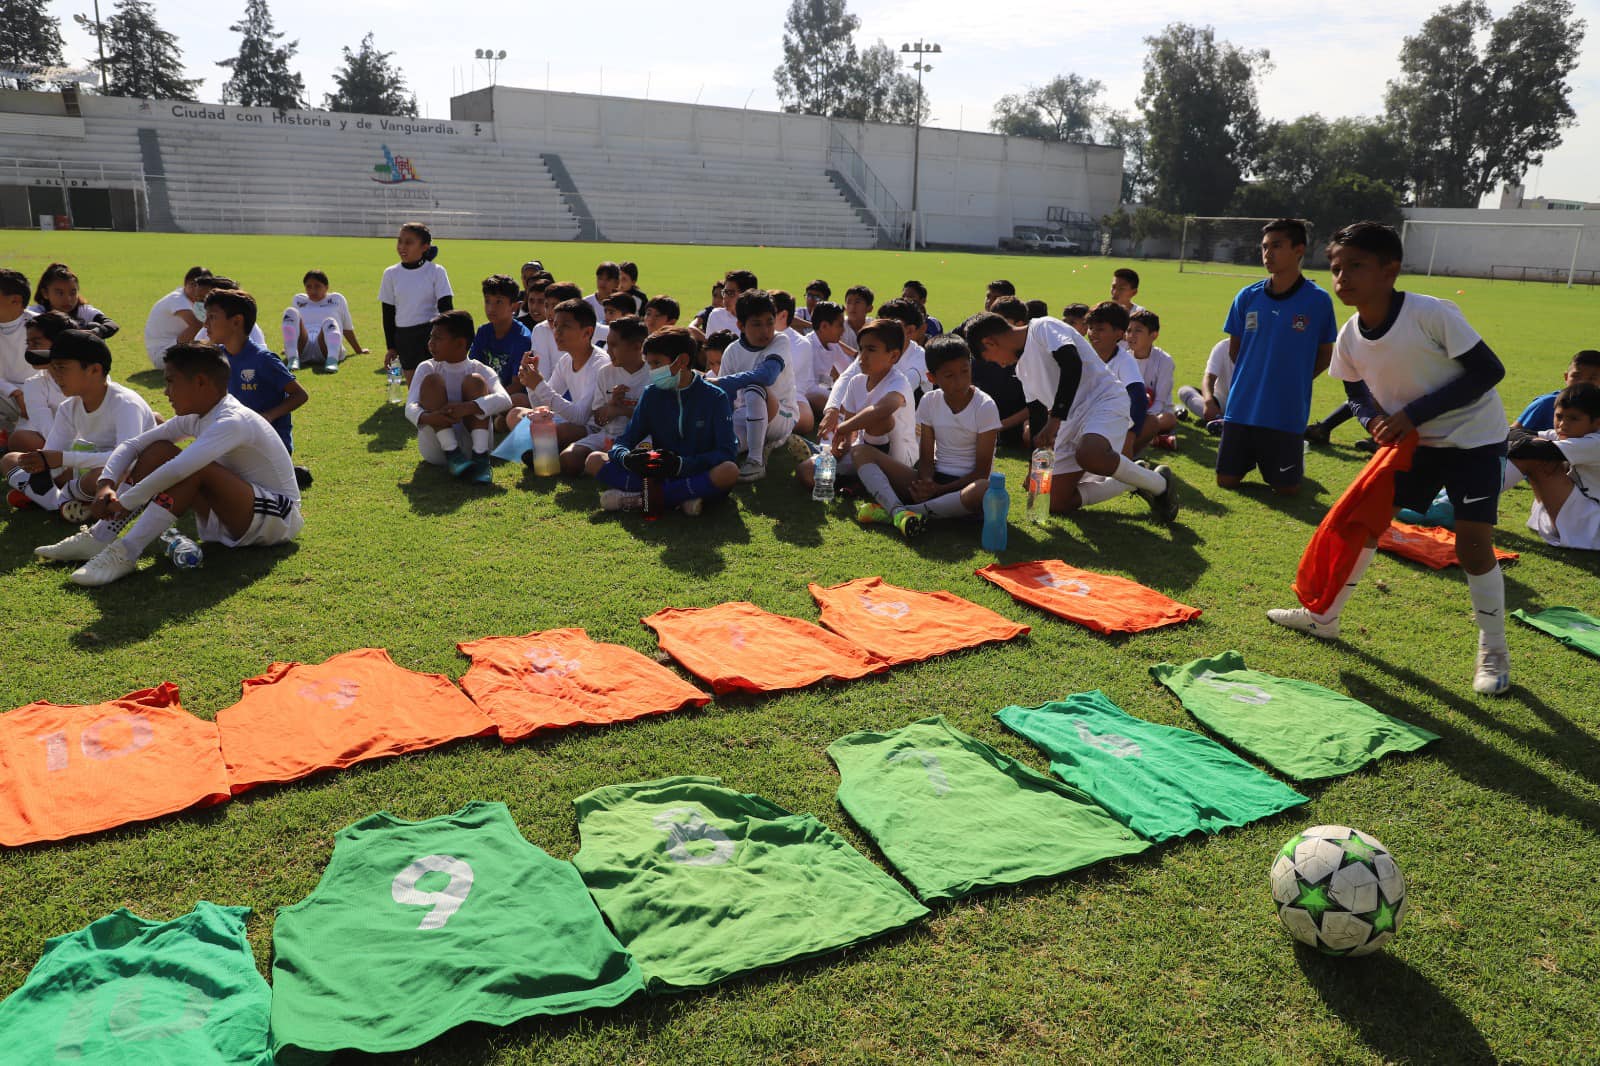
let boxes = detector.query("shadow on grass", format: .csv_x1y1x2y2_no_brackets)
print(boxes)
358,403,415,453
67,541,300,650
400,464,508,515
1213,475,1331,527
1296,945,1495,1065
0,508,65,577
585,492,752,578
125,368,166,391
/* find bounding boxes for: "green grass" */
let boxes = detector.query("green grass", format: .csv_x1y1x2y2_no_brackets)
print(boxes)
2,231,1598,1064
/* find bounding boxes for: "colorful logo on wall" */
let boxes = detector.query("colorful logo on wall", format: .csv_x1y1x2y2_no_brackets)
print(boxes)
372,145,423,184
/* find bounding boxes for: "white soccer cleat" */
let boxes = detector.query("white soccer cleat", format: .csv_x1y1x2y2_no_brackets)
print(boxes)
69,541,138,587
600,489,644,512
35,526,108,562
1266,607,1341,641
1473,646,1511,696
737,457,767,483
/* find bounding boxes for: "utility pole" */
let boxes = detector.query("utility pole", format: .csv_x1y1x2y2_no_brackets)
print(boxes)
899,40,940,251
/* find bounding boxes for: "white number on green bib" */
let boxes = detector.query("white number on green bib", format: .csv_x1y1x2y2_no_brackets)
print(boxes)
886,748,951,795
653,807,735,866
1071,718,1143,758
1196,670,1273,705
391,854,475,930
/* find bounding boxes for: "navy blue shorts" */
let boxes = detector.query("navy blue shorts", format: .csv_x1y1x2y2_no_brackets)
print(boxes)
1394,442,1505,525
1216,422,1304,487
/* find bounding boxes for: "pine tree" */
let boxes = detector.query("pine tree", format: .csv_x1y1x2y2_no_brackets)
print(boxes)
324,34,416,116
217,0,305,110
81,0,200,100
0,0,66,90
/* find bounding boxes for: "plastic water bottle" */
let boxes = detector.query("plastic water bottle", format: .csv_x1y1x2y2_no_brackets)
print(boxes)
1026,448,1052,524
981,472,1009,552
386,364,405,405
529,407,560,476
159,528,203,569
812,447,836,502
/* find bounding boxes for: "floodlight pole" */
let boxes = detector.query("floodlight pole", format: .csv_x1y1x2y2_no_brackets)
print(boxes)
901,40,940,252
92,0,106,92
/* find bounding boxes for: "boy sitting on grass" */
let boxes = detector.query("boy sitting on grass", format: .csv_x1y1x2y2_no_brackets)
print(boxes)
404,310,511,484
842,284,873,349
203,290,308,490
282,269,366,372
511,297,612,451
855,334,1000,537
34,343,303,587
594,327,739,515
1082,301,1147,456
715,290,797,482
470,274,534,408
570,315,651,477
809,318,916,498
1508,382,1600,552
1126,308,1177,452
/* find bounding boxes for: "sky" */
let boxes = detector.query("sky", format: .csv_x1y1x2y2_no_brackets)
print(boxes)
50,0,1600,204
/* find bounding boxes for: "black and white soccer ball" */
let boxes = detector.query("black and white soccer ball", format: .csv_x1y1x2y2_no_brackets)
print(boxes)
1270,825,1406,956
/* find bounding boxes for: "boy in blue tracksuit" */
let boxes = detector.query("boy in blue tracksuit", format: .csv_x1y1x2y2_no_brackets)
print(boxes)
596,326,739,515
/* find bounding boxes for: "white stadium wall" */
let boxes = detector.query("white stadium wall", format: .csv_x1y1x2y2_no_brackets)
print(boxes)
1401,207,1600,283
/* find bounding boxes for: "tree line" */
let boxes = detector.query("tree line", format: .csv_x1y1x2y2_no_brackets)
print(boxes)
0,0,418,116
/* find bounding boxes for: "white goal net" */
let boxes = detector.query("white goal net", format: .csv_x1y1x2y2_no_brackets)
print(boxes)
1177,217,1310,278
1399,219,1586,288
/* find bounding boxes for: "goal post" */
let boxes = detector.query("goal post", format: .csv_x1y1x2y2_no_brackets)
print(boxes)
1177,216,1311,278
1399,219,1585,288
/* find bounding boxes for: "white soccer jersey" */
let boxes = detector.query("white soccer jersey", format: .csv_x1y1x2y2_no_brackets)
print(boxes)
721,335,797,420
917,386,1001,477
899,340,928,392
1330,292,1506,449
1015,317,1126,425
44,381,158,470
144,289,194,367
292,292,355,337
0,312,32,393
379,261,453,329
529,346,611,426
844,369,916,460
105,394,299,509
591,361,652,435
1137,347,1176,415
1102,341,1145,390
404,358,514,426
17,369,63,435
1205,338,1234,408
704,307,736,337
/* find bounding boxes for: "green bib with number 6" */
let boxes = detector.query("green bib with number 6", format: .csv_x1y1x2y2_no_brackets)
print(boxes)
270,801,642,1060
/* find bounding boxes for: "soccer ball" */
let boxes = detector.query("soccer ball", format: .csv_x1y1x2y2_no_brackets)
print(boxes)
1270,825,1406,957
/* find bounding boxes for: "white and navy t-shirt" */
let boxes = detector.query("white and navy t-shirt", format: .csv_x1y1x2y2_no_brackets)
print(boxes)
1015,317,1126,423
380,261,453,329
1101,341,1145,392
106,394,300,508
843,369,916,460
43,381,159,470
721,334,797,420
403,358,514,426
530,346,611,427
292,291,355,337
917,387,1001,478
1330,292,1507,449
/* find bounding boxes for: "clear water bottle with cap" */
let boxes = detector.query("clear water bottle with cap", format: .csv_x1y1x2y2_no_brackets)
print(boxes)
812,445,836,502
980,471,1009,552
386,364,405,405
1027,448,1052,523
159,528,203,570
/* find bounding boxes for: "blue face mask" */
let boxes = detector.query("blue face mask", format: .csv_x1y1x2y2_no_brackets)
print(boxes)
650,364,678,391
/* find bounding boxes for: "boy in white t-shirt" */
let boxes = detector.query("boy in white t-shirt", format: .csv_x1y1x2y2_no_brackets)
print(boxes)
856,334,1000,535
1178,338,1233,436
877,298,928,403
380,222,453,383
1127,308,1177,452
511,297,611,450
824,319,916,503
842,285,873,350
705,270,754,337
190,276,268,350
142,266,208,370
800,301,850,419
404,310,510,483
769,289,815,437
2,310,68,472
1509,382,1600,552
586,261,621,322
282,269,366,372
963,311,1179,521
572,316,651,477
715,290,797,482
1083,301,1148,456
1267,221,1512,696
2,330,157,522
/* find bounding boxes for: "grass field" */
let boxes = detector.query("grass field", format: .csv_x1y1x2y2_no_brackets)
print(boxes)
1,231,1597,1064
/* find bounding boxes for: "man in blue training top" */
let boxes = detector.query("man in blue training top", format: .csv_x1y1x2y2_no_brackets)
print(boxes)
594,327,739,516
1216,218,1336,496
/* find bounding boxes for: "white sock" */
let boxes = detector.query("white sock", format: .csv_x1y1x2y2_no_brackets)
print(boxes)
321,319,343,366
1467,565,1508,650
435,426,459,452
26,482,61,509
89,486,137,541
905,491,971,519
1178,385,1205,420
470,428,490,454
1112,455,1165,494
1313,546,1375,623
1077,474,1134,506
119,502,176,557
280,307,301,358
1501,460,1524,492
740,390,768,463
857,464,903,511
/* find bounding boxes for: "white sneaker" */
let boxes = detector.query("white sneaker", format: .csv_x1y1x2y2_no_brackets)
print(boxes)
1266,607,1341,641
35,526,108,562
737,459,767,483
1473,645,1511,696
69,541,138,587
680,497,703,516
600,489,644,512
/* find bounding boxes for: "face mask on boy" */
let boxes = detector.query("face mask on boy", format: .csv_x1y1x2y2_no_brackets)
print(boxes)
649,364,679,391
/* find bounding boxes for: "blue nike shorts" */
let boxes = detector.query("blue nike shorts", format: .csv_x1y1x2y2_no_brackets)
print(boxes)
1393,441,1506,525
1216,422,1303,487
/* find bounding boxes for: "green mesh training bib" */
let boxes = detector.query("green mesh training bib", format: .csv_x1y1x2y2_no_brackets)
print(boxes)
1514,605,1600,658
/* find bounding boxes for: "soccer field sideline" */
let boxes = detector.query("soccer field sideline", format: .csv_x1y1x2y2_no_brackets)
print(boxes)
1,232,1597,1064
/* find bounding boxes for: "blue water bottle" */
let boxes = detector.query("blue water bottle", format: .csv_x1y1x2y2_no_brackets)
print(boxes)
980,471,1009,552
159,528,204,569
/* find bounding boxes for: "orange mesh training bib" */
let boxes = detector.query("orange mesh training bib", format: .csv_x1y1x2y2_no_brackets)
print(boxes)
1379,522,1519,570
458,628,710,742
0,683,230,846
643,602,889,695
217,648,496,793
976,561,1200,635
809,577,1028,666
1294,436,1416,613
